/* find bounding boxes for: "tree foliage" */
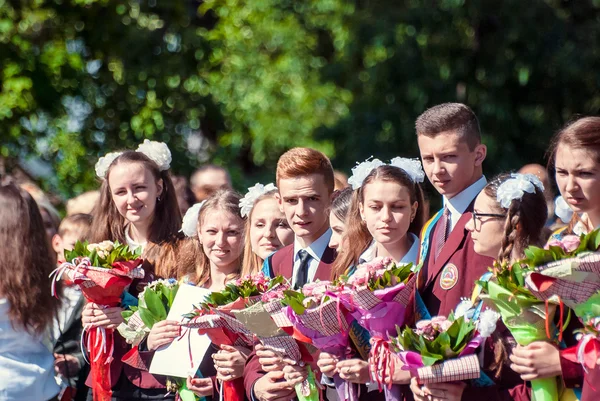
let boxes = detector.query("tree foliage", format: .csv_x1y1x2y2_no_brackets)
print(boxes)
1,0,599,198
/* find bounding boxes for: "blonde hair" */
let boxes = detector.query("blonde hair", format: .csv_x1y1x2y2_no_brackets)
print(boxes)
193,190,245,286
240,190,278,276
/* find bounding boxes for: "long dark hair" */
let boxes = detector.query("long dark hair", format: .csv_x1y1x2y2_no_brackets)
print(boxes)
90,151,186,278
0,184,61,335
331,165,426,279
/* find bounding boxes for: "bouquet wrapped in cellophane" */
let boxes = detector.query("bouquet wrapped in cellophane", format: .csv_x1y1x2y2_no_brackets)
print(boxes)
50,240,144,401
116,279,201,401
231,278,321,401
179,273,283,401
338,257,416,401
478,260,561,401
391,311,499,385
524,229,600,311
282,279,357,401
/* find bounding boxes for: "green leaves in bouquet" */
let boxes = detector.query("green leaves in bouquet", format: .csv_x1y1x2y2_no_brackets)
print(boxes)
121,306,137,322
201,275,282,309
391,316,476,366
137,281,179,329
587,229,600,252
368,262,413,291
64,240,90,264
282,289,308,315
64,240,142,269
522,229,600,267
480,261,537,302
574,291,600,323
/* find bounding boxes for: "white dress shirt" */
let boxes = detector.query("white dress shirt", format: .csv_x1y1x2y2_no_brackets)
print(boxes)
358,232,420,265
444,176,487,231
291,229,332,287
0,298,60,401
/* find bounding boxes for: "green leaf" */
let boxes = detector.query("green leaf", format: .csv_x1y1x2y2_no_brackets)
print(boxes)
121,310,134,322
144,288,167,321
589,229,600,251
139,307,158,329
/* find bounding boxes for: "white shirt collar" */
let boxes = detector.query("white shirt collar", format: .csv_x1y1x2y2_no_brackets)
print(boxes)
125,225,147,253
293,228,332,262
444,175,487,215
358,232,419,265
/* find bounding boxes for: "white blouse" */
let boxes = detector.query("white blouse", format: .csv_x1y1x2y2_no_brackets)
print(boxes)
359,232,420,265
0,298,60,401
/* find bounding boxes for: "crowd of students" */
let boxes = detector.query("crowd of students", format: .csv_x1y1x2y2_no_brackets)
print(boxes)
1,102,599,401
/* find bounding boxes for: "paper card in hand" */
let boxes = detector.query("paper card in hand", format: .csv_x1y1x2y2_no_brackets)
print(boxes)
149,285,212,378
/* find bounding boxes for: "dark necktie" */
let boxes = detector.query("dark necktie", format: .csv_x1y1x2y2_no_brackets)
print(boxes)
435,207,451,260
294,249,312,290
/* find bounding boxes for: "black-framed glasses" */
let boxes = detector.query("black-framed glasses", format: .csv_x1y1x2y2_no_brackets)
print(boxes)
472,211,506,229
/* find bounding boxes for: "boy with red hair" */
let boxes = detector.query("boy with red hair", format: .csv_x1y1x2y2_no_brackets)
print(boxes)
245,147,336,401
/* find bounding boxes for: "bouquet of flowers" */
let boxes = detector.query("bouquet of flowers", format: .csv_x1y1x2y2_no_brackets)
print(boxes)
282,280,357,401
231,279,321,401
391,311,499,385
339,257,416,401
570,292,600,373
478,261,560,401
50,240,144,401
524,229,600,311
179,274,284,401
118,279,203,401
118,278,180,345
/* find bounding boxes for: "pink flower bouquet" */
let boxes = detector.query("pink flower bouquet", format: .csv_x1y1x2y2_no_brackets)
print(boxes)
282,281,358,401
391,311,499,385
524,229,600,310
338,257,416,399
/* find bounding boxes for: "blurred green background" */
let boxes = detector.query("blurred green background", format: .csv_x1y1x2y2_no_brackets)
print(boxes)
1,0,599,200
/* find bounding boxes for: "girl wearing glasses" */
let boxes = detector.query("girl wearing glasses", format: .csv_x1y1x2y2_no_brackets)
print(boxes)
462,173,557,401
509,117,600,401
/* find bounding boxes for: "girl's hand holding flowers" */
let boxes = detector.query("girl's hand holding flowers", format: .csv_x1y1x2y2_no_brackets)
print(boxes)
212,344,251,381
283,363,308,386
256,344,287,373
82,303,124,329
384,353,411,385
336,359,370,384
509,342,562,381
410,378,466,401
147,320,180,351
186,376,214,397
316,352,339,377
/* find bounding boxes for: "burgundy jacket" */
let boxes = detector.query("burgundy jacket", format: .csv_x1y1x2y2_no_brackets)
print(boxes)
244,243,336,400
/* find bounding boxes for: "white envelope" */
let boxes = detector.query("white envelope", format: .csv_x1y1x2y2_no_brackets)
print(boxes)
149,284,212,378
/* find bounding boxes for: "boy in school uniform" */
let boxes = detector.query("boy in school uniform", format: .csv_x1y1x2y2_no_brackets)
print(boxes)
411,103,528,401
415,103,492,319
245,147,336,401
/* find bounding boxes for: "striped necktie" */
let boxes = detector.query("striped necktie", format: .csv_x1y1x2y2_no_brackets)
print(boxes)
435,207,451,260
